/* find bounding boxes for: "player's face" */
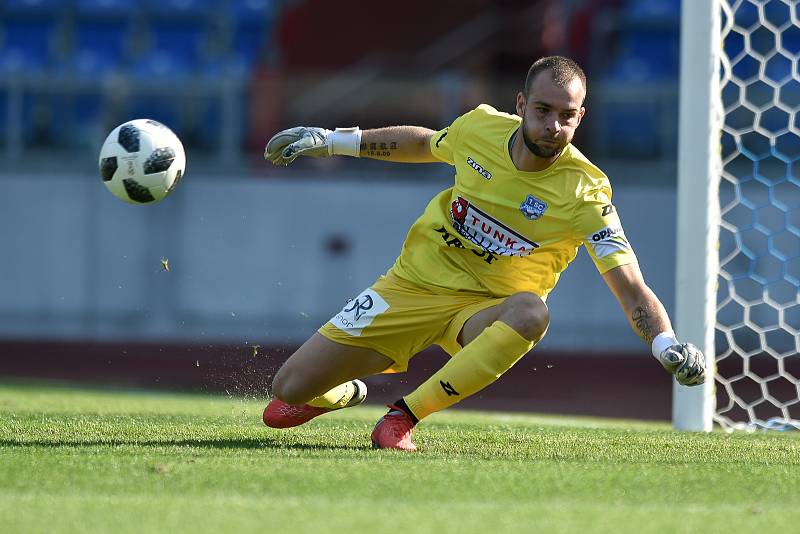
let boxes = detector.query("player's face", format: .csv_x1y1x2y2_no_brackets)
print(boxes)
516,72,586,159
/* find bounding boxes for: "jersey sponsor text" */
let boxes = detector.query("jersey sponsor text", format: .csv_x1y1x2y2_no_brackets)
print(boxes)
587,225,632,259
450,196,539,257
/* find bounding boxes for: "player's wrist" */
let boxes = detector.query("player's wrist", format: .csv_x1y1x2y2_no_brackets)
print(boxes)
651,331,680,359
329,127,362,157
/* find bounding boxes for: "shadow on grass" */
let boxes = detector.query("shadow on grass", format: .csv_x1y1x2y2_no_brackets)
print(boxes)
0,437,373,452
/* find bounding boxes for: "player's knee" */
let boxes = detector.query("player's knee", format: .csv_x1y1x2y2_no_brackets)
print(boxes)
271,369,313,405
502,292,550,341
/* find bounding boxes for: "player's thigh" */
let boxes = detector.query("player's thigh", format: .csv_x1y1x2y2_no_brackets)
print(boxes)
272,332,394,403
458,302,505,347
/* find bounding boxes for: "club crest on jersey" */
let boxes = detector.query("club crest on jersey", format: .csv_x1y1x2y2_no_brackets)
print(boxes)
519,195,548,221
450,196,539,257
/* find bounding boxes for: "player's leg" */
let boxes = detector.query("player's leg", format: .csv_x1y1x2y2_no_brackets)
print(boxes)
263,332,394,428
371,292,548,450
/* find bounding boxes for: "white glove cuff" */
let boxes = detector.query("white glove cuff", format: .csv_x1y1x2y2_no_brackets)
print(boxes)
652,331,680,359
329,127,362,157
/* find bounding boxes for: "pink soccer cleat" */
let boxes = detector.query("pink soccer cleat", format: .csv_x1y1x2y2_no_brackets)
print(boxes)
263,379,367,429
370,405,417,451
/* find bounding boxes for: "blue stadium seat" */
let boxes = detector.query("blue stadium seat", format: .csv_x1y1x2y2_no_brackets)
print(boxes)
230,24,270,72
227,0,276,72
126,94,183,134
71,19,132,77
47,91,106,148
609,29,680,81
125,18,212,140
0,19,55,74
75,0,138,16
129,20,210,78
3,0,65,13
601,101,662,158
230,0,275,21
621,0,680,24
142,0,219,17
0,88,46,146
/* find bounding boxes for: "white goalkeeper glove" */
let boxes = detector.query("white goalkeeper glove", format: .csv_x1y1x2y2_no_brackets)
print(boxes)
652,332,706,386
264,126,361,166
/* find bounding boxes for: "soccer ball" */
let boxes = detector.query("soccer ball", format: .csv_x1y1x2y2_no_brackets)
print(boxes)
98,119,186,204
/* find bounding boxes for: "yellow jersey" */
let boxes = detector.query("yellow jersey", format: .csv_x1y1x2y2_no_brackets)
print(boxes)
390,104,637,298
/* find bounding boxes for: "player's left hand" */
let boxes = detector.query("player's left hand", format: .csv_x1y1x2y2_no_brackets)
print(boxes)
657,343,706,386
264,126,332,166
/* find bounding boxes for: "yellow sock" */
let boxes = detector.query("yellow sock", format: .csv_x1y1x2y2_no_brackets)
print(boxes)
307,381,356,409
404,321,534,421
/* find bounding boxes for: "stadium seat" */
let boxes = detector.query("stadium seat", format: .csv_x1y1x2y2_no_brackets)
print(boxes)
3,0,65,13
0,19,55,74
230,0,275,21
74,0,138,16
142,0,219,17
609,29,680,81
129,19,210,78
126,93,183,134
0,89,31,144
620,0,680,24
229,25,270,73
600,101,663,159
71,19,132,77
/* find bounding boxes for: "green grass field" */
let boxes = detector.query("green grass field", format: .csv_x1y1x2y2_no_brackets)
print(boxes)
1,382,799,534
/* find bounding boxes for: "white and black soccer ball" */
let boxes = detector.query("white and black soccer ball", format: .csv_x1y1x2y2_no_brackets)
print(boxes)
98,119,186,204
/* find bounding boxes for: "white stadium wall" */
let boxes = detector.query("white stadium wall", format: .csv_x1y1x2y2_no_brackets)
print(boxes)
0,173,677,352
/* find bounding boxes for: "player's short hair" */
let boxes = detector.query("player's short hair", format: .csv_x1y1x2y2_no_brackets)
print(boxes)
524,56,587,97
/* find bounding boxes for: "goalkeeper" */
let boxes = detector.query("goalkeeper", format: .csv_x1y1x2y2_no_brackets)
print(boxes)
261,56,706,451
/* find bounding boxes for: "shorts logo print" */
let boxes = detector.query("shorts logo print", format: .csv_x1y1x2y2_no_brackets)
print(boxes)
330,288,390,336
344,294,373,321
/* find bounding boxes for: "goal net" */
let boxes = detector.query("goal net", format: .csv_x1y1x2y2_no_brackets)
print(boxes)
715,0,800,431
677,0,800,431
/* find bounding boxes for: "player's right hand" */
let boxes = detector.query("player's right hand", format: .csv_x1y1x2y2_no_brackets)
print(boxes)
264,126,332,166
657,343,706,386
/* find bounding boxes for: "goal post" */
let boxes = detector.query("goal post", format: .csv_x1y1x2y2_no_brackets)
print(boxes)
674,0,721,431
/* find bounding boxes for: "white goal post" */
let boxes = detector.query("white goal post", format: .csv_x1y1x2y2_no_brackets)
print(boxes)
674,0,721,431
676,0,800,431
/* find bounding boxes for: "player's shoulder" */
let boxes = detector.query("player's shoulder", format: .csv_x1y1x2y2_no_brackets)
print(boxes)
562,144,612,196
453,104,520,146
466,103,520,126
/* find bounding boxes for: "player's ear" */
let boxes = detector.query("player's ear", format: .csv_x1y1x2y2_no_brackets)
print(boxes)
516,92,526,117
577,106,586,125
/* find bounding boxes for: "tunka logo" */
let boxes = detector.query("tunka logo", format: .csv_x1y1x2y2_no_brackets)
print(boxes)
466,157,492,180
449,196,539,257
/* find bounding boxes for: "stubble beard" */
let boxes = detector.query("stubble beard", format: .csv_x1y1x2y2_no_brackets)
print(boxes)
520,125,563,159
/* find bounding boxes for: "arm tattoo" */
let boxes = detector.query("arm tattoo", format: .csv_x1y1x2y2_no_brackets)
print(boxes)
360,141,398,158
631,306,655,344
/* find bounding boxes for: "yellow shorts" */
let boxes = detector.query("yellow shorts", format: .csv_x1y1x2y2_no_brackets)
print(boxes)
318,271,505,372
